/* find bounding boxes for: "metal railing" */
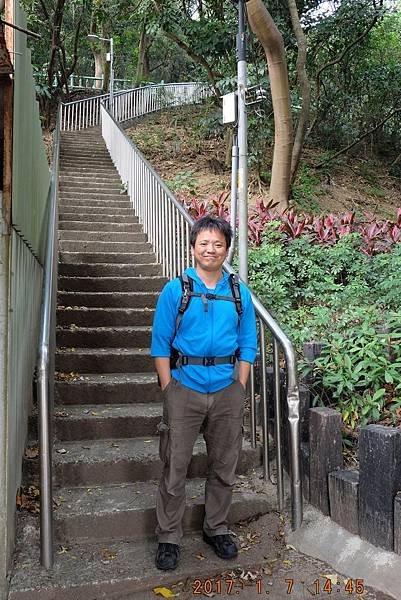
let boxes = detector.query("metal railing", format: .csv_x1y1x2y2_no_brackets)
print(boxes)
37,106,61,568
60,82,210,131
101,104,303,530
34,72,134,91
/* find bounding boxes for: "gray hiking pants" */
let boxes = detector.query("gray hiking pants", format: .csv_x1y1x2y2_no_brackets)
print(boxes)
156,378,245,544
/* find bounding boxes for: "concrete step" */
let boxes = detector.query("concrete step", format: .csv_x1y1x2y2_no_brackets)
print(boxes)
58,221,142,233
55,347,153,373
59,182,123,192
53,402,162,440
24,436,262,487
58,290,158,308
59,231,147,242
59,206,133,216
59,240,151,253
58,251,157,265
55,373,160,405
60,167,120,176
59,213,138,224
60,144,110,149
57,307,154,328
59,192,129,202
56,325,152,348
60,148,108,156
58,276,166,292
59,157,112,165
59,198,131,209
59,174,121,184
52,478,269,545
9,496,277,600
60,159,115,168
60,161,115,171
58,262,162,277
60,149,111,157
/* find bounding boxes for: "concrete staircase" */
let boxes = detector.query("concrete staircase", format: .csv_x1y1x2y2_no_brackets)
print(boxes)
8,127,269,599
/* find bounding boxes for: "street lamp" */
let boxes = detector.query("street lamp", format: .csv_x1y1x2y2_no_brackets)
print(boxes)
87,34,114,110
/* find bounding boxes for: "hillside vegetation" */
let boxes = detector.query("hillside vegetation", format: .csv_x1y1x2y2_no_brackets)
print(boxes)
127,103,400,219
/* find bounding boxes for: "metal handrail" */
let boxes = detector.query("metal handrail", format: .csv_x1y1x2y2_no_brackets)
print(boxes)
36,106,60,568
60,82,210,131
101,104,303,530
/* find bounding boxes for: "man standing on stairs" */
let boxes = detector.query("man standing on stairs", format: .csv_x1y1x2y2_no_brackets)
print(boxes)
151,215,257,571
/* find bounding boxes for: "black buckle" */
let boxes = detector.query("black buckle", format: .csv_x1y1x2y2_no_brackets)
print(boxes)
206,293,216,300
203,357,215,367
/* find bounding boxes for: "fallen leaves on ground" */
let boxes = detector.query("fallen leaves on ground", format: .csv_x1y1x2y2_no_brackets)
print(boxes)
322,573,338,585
100,547,117,561
16,486,40,513
24,446,39,459
55,371,80,381
153,587,176,598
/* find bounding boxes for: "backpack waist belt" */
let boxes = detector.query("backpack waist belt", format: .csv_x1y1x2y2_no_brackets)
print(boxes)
171,352,239,368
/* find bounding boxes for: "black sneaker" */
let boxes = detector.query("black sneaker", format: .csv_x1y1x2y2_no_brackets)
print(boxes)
202,532,238,559
155,543,180,570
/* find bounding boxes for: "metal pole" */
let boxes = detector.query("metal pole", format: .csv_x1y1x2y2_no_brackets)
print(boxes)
227,134,238,264
237,0,248,283
109,37,114,115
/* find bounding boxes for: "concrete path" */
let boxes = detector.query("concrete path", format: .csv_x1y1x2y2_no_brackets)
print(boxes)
122,510,395,600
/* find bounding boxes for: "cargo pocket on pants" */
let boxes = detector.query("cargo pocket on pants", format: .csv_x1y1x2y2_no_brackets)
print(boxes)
157,421,170,463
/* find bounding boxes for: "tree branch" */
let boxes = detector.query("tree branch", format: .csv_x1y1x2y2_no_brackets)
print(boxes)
288,0,310,184
314,108,401,168
162,27,221,94
66,10,83,79
38,0,51,25
315,12,381,101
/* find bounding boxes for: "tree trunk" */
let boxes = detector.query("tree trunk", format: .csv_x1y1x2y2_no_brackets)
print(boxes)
93,49,104,89
245,0,293,212
288,0,310,184
136,22,150,84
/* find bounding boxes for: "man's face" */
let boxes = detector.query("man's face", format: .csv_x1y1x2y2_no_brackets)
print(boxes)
191,228,228,272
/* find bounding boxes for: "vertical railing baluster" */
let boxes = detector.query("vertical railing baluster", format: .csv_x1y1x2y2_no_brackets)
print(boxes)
171,208,176,277
259,319,269,481
250,363,256,448
273,339,284,510
185,221,190,269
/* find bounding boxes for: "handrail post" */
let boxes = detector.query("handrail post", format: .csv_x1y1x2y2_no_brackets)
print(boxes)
37,106,60,568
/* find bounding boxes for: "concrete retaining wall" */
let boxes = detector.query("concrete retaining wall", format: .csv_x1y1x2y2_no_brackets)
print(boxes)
299,342,401,555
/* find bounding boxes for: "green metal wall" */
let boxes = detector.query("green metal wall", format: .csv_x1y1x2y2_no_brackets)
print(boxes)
12,2,50,263
0,3,50,594
6,229,42,554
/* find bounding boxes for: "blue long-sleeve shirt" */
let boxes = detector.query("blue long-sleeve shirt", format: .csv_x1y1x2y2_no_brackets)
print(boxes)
151,267,257,393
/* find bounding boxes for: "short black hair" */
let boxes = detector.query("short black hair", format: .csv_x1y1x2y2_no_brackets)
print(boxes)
190,215,232,249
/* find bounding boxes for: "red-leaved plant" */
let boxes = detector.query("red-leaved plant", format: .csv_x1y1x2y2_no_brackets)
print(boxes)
177,193,401,255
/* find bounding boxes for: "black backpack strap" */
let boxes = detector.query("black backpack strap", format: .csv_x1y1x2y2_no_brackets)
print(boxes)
175,273,193,333
229,274,243,317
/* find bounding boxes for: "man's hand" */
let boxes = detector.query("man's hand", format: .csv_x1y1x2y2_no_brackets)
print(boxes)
155,357,172,390
238,360,251,389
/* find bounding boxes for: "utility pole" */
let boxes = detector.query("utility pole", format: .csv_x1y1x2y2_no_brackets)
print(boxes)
109,36,114,110
237,0,248,283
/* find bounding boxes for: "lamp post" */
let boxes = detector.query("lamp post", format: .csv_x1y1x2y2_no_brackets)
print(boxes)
87,34,114,110
236,0,248,283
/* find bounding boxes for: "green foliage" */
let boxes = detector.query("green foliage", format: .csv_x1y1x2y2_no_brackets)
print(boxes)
248,228,401,427
167,170,198,195
312,321,401,428
291,165,321,211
